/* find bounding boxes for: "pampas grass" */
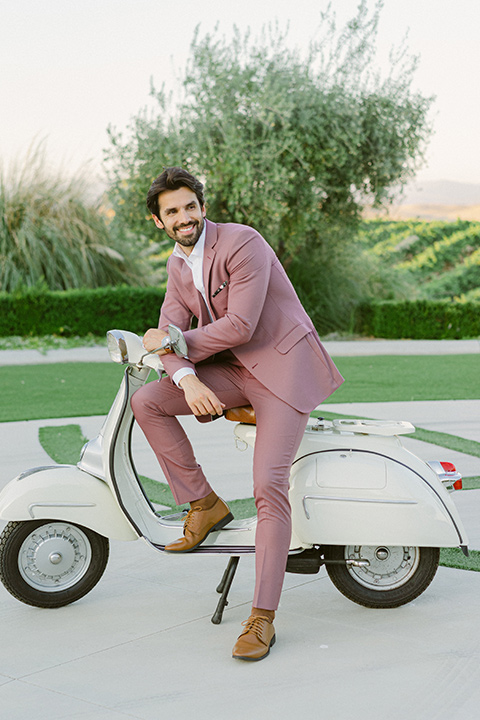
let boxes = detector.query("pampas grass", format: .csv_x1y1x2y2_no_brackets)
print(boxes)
0,143,143,291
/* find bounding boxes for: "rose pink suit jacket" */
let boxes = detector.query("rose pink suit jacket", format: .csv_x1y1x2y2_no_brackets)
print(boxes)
158,219,344,410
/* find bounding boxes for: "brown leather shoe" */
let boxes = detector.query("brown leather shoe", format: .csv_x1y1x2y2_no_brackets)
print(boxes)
232,615,276,661
164,497,233,553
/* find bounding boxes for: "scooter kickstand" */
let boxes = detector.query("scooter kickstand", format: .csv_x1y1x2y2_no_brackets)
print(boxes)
211,556,240,625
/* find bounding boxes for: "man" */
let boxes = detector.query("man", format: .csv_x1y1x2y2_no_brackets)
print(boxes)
131,167,344,661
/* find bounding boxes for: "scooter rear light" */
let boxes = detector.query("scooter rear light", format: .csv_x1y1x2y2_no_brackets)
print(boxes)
427,460,463,492
440,461,462,487
440,461,457,474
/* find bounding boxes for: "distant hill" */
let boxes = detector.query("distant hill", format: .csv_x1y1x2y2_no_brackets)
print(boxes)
366,180,480,221
400,180,480,206
365,204,480,222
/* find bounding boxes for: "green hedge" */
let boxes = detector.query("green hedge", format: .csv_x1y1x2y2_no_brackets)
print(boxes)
355,300,480,339
0,286,166,337
1,289,479,340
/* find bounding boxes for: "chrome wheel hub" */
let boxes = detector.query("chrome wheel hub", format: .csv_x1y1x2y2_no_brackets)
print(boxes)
345,545,420,590
18,523,92,592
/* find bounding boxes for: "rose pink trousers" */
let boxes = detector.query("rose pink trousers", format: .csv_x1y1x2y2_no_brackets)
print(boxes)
131,360,309,610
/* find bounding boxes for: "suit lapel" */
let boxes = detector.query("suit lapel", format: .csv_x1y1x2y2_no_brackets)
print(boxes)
175,260,203,320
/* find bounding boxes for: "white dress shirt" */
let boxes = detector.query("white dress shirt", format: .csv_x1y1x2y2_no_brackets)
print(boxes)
170,224,208,386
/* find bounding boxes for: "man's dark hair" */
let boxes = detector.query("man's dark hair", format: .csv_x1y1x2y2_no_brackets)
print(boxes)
146,167,205,217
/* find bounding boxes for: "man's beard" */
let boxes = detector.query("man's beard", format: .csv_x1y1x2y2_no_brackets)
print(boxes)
168,216,204,248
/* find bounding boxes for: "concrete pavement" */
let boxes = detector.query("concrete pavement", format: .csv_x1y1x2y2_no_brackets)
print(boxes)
1,339,480,719
0,337,479,366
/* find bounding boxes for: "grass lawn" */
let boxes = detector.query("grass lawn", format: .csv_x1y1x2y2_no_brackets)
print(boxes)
1,354,479,422
0,363,126,422
328,354,480,403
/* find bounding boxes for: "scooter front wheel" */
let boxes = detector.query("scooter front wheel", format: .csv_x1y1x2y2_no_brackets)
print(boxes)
0,520,109,608
324,545,440,608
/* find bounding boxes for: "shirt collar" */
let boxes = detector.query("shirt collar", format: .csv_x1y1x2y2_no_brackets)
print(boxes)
172,223,206,262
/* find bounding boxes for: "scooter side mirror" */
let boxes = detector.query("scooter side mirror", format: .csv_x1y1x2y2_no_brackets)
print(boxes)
168,324,188,358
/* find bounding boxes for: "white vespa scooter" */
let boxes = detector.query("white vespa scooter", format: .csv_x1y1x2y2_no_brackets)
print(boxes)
0,327,468,621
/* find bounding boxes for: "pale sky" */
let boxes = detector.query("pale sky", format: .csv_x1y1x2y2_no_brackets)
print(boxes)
1,0,479,187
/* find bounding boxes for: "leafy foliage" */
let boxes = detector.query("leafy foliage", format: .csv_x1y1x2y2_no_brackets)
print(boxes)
0,144,144,292
105,2,432,330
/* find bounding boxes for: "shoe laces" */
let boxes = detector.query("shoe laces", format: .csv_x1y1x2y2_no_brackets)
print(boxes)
241,615,271,640
183,506,202,532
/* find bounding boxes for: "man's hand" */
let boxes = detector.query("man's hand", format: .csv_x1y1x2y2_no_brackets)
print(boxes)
142,328,169,355
179,374,225,417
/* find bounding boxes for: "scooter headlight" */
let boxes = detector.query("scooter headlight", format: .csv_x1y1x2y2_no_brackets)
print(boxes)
107,330,129,364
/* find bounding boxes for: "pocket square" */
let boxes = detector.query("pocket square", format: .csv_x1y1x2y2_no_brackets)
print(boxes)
212,281,228,297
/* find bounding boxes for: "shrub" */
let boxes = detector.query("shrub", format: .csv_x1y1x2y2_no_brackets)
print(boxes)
355,299,480,339
0,286,166,337
4,288,478,341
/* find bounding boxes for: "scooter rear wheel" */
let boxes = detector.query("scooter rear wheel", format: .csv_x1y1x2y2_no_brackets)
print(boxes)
0,520,109,608
324,545,440,608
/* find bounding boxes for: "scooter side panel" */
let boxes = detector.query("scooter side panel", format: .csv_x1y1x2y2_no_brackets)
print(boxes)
0,466,138,541
289,453,468,548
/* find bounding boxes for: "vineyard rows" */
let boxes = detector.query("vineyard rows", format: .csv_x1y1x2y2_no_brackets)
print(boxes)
359,219,480,301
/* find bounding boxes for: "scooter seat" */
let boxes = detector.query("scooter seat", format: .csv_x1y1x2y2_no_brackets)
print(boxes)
224,405,257,425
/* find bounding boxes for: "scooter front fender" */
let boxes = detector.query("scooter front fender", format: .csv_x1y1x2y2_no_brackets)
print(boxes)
0,465,138,541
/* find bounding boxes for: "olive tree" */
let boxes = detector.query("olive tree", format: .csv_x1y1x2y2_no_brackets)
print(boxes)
105,1,432,331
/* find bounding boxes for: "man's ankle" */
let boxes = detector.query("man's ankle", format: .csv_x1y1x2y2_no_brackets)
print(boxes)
251,607,275,623
189,490,218,511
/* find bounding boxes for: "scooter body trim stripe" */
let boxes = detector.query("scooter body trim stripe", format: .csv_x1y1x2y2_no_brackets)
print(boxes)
302,494,417,520
28,502,96,519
